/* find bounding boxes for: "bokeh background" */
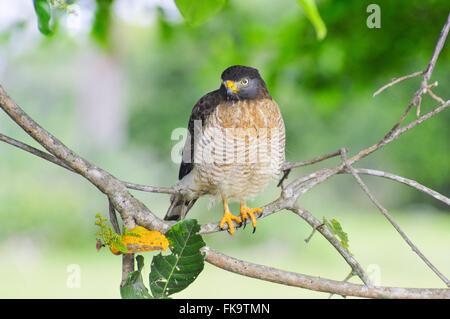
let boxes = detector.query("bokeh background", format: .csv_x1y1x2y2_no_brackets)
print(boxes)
0,0,449,298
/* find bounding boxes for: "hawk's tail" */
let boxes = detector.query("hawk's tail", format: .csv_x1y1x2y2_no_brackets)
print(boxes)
164,194,197,221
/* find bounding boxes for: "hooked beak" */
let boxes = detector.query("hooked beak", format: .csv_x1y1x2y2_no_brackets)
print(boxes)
224,80,239,94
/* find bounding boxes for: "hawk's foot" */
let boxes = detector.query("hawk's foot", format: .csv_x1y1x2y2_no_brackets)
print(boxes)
219,210,242,235
240,204,263,233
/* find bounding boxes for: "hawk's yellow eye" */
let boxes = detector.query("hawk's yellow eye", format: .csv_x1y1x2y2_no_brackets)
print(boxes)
240,78,249,86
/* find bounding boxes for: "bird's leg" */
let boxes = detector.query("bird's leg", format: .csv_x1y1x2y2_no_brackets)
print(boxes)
240,201,263,233
219,196,242,235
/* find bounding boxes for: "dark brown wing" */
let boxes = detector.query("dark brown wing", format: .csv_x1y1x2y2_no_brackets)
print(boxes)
165,88,225,222
178,88,224,180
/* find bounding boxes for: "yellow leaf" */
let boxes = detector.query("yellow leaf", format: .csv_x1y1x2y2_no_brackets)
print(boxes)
109,226,169,255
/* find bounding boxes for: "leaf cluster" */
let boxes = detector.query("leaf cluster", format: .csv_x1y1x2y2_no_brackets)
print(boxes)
121,219,206,299
94,212,141,254
32,0,327,44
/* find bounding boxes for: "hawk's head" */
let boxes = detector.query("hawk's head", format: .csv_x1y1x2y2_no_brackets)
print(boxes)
220,65,270,100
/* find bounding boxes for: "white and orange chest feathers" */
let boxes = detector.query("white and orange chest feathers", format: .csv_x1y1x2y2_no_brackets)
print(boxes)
191,98,285,200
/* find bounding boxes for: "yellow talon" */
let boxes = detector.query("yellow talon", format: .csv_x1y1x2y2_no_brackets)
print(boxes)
240,202,262,230
219,210,242,235
219,196,242,235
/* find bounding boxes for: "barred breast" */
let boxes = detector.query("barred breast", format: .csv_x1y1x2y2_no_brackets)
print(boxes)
186,98,285,202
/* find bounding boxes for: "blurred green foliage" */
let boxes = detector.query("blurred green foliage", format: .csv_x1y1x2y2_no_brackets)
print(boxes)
27,1,450,204
296,0,327,40
122,0,449,207
91,0,114,47
175,0,227,25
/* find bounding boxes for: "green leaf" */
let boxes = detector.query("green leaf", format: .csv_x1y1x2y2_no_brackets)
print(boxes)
175,0,226,25
323,217,351,252
33,0,53,36
296,0,327,40
149,219,205,298
91,0,113,47
120,255,153,299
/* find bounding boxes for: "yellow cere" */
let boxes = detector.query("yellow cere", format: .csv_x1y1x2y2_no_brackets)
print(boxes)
225,80,239,92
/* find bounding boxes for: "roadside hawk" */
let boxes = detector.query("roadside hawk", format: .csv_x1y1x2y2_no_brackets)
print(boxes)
164,65,285,235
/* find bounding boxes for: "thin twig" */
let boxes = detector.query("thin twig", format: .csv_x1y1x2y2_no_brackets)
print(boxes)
340,149,450,287
277,168,291,188
123,182,177,194
0,133,76,172
378,101,414,143
285,168,332,197
278,149,343,188
291,203,372,287
347,99,450,166
282,149,343,170
291,166,340,201
304,222,323,243
340,168,450,206
373,70,425,97
375,13,450,139
411,13,450,112
427,87,445,105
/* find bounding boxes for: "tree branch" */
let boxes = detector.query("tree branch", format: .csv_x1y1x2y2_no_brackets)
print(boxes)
374,12,450,139
340,149,450,287
0,133,76,172
411,12,450,114
282,149,343,170
290,204,372,287
340,168,450,206
123,182,177,195
0,84,171,236
201,246,450,299
373,70,425,97
278,149,343,188
0,132,177,195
